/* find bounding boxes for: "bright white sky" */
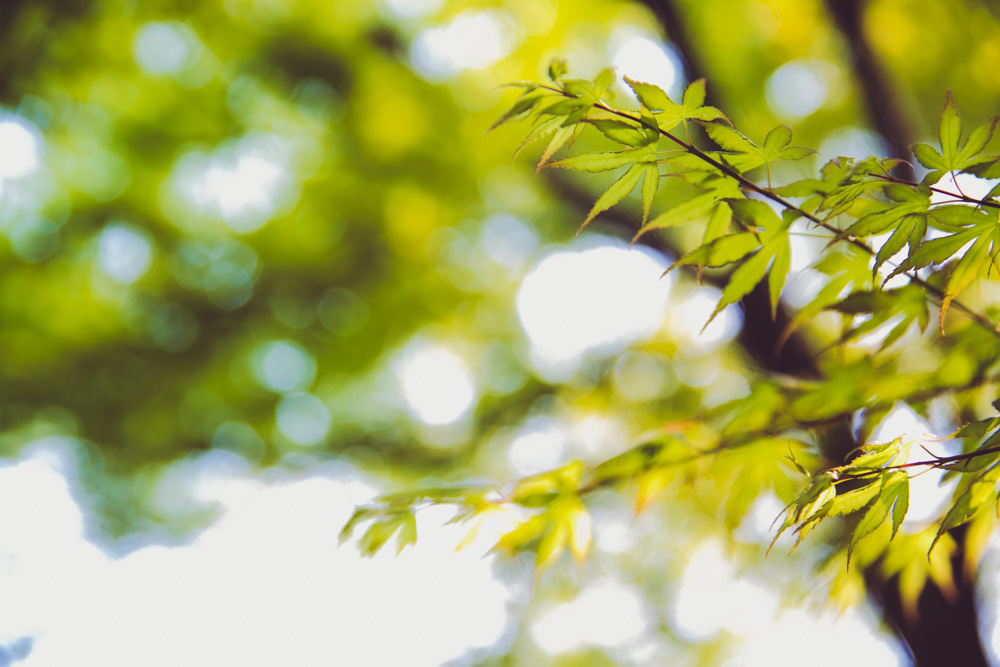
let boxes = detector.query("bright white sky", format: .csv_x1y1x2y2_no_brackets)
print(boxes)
0,443,511,667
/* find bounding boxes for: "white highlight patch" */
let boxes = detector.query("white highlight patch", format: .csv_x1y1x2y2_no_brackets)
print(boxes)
410,10,518,80
168,134,298,234
253,340,317,393
517,240,672,370
276,392,331,446
666,286,741,348
396,342,476,426
726,608,905,667
132,22,203,76
765,59,833,120
532,580,651,654
508,416,568,476
479,214,538,271
0,118,41,181
611,32,682,101
671,540,777,641
379,0,442,20
97,222,154,284
817,127,887,163
0,451,510,667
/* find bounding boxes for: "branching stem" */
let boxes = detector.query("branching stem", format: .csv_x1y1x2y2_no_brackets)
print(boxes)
543,85,1000,338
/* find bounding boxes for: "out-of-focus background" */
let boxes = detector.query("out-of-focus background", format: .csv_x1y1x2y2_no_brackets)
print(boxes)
1,0,999,664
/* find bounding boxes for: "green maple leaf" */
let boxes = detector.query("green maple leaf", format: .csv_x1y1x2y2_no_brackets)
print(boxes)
623,77,729,134
705,123,815,182
911,91,999,183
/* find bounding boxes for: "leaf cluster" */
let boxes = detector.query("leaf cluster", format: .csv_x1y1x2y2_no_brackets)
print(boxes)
346,62,1000,586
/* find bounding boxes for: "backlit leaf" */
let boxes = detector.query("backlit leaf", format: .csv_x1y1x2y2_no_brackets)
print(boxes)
548,58,568,82
703,201,733,243
768,236,791,318
396,513,417,554
590,118,648,147
940,90,962,168
912,143,947,171
828,482,881,516
638,161,659,227
667,232,761,272
535,516,569,572
535,124,576,173
848,472,908,565
579,162,646,232
888,225,982,280
706,240,778,328
940,232,992,331
548,148,648,173
873,214,924,277
491,90,546,131
635,191,721,240
623,76,676,114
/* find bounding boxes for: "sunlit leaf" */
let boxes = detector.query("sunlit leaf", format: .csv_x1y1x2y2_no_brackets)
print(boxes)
535,515,569,572
579,162,646,232
828,481,881,516
912,142,947,171
940,91,963,169
667,232,761,273
703,201,733,243
706,239,778,328
768,235,791,318
535,123,577,173
848,472,908,565
548,58,568,82
940,232,992,331
640,162,658,227
590,118,648,147
623,76,676,114
548,147,652,173
396,513,417,554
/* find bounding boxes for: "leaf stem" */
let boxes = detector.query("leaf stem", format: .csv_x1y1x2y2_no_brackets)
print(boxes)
869,173,1000,210
570,94,1000,338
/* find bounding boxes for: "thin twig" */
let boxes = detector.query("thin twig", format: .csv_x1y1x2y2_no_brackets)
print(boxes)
553,89,1000,338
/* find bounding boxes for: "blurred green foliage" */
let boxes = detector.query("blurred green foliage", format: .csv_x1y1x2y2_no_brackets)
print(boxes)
4,0,1000,663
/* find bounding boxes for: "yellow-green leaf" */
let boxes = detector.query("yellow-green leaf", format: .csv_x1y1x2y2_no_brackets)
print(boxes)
535,124,576,173
704,202,733,244
640,162,658,226
828,482,881,516
590,118,647,147
579,162,645,232
768,236,791,319
547,149,646,173
396,513,417,554
940,232,992,331
940,90,963,168
912,142,947,170
535,516,569,573
667,231,761,272
636,191,719,240
623,76,677,114
705,240,775,328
